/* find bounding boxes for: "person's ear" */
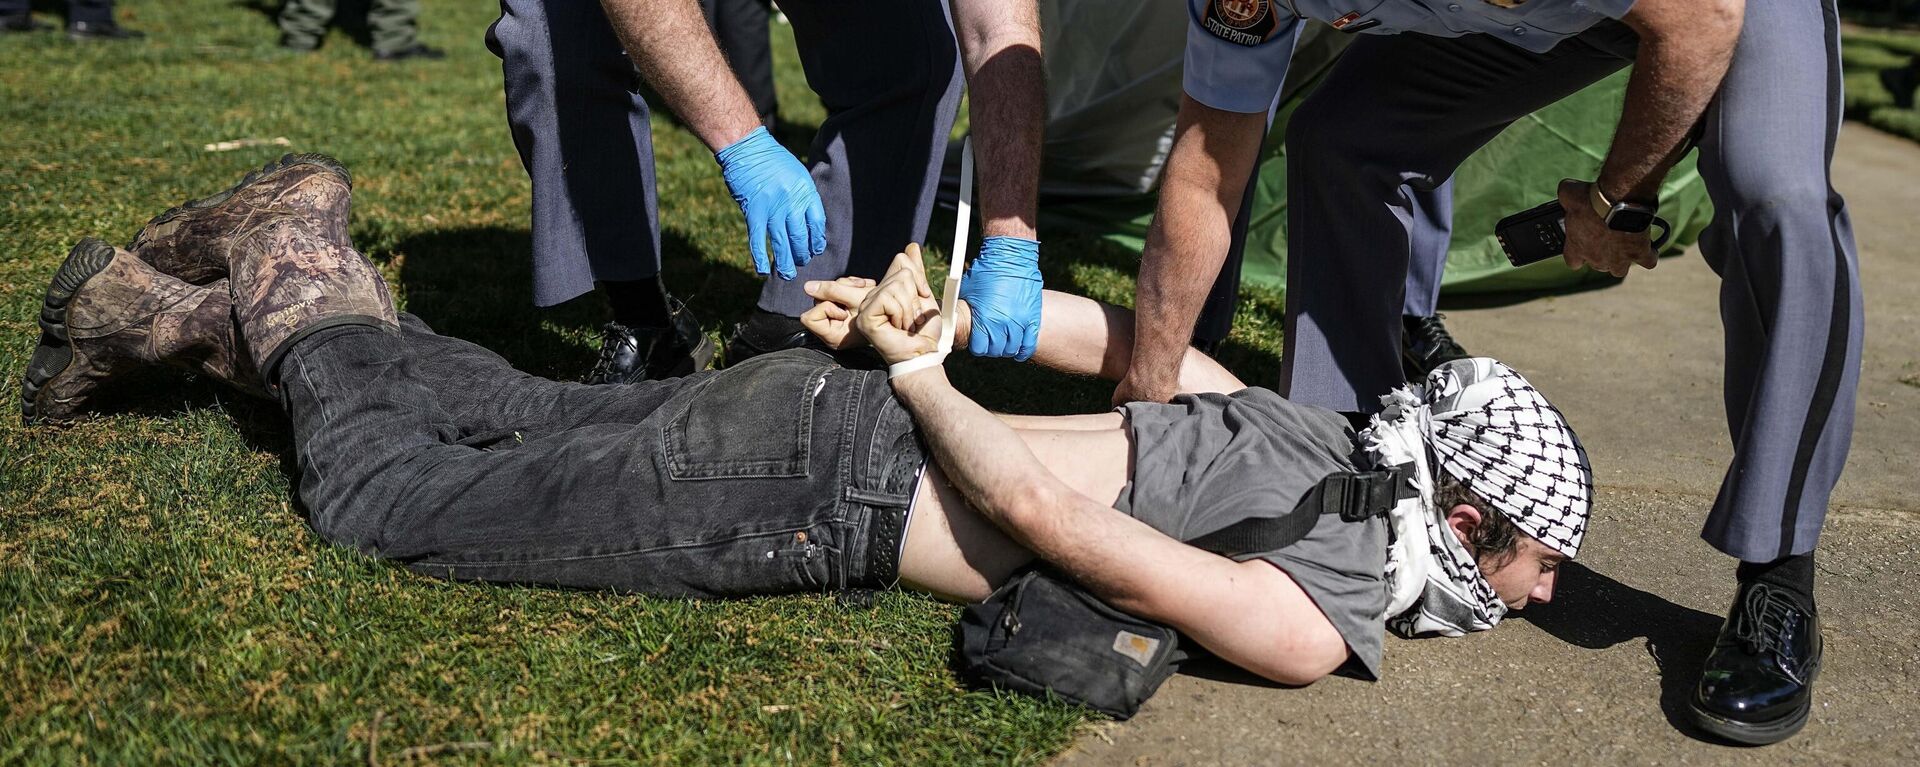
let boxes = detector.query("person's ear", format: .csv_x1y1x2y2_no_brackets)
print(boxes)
1445,503,1484,549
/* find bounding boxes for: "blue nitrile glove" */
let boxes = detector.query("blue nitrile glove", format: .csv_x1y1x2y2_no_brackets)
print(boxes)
715,127,827,280
959,236,1044,361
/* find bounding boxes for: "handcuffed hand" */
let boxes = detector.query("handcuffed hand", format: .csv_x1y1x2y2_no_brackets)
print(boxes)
1557,179,1658,279
958,236,1043,361
800,276,878,350
854,247,943,367
717,127,827,280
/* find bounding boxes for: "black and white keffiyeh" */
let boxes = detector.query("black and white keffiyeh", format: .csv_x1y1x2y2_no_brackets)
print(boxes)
1364,358,1593,638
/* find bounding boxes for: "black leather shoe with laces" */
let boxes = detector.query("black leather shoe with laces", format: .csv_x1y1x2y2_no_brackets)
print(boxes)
1400,313,1470,381
722,310,813,368
584,300,714,385
1690,582,1823,745
67,20,143,41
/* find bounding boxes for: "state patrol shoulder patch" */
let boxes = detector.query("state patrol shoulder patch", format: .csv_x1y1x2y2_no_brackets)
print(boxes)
1203,0,1281,47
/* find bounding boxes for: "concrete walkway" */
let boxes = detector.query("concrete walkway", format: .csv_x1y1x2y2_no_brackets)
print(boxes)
1056,124,1920,765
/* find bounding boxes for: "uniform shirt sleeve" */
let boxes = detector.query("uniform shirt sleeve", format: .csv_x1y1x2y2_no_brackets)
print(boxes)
1182,0,1303,114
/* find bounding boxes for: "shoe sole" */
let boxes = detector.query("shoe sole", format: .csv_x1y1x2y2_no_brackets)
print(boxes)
1688,698,1812,746
132,152,350,264
1687,658,1821,746
21,238,117,426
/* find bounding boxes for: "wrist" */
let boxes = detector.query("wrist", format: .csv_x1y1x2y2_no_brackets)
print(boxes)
979,235,1041,262
1585,179,1660,234
889,364,951,395
713,125,774,165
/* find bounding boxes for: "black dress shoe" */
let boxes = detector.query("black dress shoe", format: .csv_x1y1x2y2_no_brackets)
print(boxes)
2,14,51,33
1690,582,1823,745
722,310,813,368
1400,313,1470,381
373,43,446,62
67,20,143,41
584,301,715,385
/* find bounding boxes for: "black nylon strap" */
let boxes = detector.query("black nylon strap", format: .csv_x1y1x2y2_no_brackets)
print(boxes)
1184,464,1414,558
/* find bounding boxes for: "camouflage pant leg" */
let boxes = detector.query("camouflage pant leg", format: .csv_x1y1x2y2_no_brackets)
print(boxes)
368,0,421,55
278,0,336,48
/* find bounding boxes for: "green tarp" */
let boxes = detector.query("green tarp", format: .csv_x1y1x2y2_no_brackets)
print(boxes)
1032,13,1713,296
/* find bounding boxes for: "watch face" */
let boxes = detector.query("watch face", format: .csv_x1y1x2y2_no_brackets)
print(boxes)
1606,207,1657,234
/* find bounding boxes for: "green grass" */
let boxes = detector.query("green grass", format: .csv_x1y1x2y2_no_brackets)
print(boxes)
0,1,1295,764
1843,25,1920,143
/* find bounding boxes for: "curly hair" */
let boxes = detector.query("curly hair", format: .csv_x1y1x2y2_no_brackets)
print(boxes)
1434,472,1521,571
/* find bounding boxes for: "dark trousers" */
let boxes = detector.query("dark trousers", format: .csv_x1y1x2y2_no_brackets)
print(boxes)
0,0,113,23
278,319,924,596
1279,0,1862,561
485,0,964,315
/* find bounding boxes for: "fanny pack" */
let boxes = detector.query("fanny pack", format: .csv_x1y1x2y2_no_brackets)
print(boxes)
955,466,1410,719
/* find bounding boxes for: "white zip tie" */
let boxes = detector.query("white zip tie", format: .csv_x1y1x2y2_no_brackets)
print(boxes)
890,138,972,379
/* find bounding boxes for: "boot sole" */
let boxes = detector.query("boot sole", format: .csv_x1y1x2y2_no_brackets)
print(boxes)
131,152,351,274
21,238,118,426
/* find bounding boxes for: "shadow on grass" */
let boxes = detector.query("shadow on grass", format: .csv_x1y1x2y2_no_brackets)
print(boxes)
1517,562,1737,745
383,225,775,378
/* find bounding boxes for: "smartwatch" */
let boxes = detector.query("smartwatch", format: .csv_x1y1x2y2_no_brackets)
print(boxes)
1588,183,1659,234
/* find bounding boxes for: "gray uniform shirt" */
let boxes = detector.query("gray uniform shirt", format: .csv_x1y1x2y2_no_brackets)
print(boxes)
1116,388,1390,679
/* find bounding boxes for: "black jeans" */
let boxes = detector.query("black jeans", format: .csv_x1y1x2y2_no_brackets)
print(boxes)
276,317,924,597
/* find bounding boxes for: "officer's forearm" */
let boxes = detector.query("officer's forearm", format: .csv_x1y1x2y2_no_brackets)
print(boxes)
1127,98,1267,400
599,0,764,153
953,0,1045,241
1600,0,1743,201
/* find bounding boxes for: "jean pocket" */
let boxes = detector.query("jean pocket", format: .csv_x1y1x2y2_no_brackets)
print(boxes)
665,355,830,480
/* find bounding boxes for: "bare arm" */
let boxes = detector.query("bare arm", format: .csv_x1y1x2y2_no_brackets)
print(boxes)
849,255,1344,684
1117,97,1268,404
1604,0,1742,204
1559,0,1744,276
891,369,1348,685
952,0,1045,241
803,275,1246,394
598,0,763,152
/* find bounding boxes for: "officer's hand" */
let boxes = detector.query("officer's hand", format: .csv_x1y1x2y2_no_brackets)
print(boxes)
800,276,877,350
957,236,1043,361
717,127,828,280
1557,179,1657,279
855,250,942,366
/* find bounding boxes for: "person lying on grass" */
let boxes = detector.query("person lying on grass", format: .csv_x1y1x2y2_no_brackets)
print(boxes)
21,155,1593,690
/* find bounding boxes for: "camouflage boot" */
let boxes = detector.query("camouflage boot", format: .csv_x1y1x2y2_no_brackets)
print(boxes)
228,218,398,385
129,153,353,284
22,239,262,426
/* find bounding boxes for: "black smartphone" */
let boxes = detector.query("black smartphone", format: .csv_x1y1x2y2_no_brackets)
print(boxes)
1495,200,1567,267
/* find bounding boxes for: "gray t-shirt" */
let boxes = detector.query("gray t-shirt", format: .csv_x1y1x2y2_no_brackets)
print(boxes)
1115,388,1390,680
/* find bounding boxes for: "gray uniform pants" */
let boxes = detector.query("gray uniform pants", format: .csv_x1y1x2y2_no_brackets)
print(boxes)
485,0,964,314
1279,0,1862,562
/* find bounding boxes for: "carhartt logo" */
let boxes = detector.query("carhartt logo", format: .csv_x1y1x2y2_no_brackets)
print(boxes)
1483,0,1529,7
1111,631,1160,667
